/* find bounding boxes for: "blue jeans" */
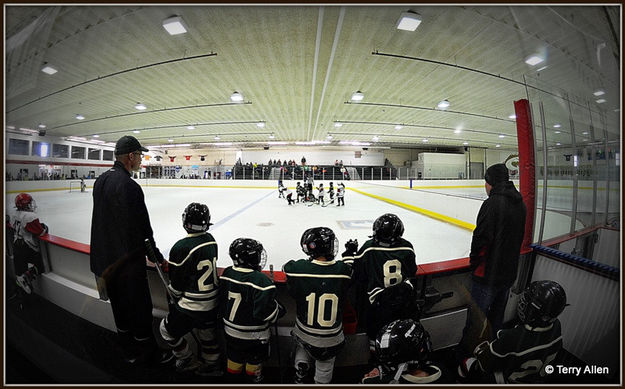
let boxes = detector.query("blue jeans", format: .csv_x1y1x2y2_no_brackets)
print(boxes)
471,281,510,334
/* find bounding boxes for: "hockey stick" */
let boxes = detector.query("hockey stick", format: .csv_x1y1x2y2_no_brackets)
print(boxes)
145,239,202,350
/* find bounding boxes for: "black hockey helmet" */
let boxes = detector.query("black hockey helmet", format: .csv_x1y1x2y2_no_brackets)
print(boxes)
372,213,404,245
517,280,567,328
300,227,339,260
229,238,267,271
182,203,212,233
376,319,432,368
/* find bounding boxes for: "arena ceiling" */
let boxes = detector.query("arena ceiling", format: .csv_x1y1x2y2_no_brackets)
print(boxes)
4,5,621,151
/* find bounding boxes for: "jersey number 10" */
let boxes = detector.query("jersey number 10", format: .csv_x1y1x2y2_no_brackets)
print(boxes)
305,292,339,327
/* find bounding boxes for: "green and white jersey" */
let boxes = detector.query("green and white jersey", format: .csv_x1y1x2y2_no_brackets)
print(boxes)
168,232,219,315
219,266,280,341
343,238,417,304
283,258,352,348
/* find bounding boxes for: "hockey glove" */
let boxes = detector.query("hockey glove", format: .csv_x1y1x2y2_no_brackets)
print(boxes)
41,223,49,235
342,239,359,257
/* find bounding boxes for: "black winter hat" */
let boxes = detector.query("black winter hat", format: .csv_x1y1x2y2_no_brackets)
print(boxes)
484,163,509,186
115,135,148,155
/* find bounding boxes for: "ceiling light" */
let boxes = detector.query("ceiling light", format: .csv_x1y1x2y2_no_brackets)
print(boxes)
454,129,462,134
536,65,548,72
525,55,544,66
7,125,15,130
162,15,188,35
593,90,605,96
437,99,450,109
93,134,100,138
135,103,147,110
351,91,364,101
372,136,379,142
214,135,220,140
583,139,589,142
396,11,422,31
187,125,195,130
230,91,244,102
553,124,561,128
269,133,275,139
395,125,403,130
499,134,506,138
168,139,174,142
582,131,589,135
257,121,265,128
327,134,333,139
596,98,606,104
463,142,469,145
334,122,343,128
41,64,57,75
422,139,428,143
38,124,46,128
76,114,85,120
495,144,501,148
133,130,140,134
508,114,516,119
555,131,561,134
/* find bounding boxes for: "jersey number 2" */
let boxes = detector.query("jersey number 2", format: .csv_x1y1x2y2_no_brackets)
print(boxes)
305,293,338,327
197,259,217,291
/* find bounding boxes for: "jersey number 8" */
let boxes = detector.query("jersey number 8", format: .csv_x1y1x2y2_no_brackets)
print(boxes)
383,259,403,288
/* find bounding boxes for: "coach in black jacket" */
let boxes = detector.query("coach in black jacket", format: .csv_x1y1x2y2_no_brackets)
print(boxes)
90,135,171,365
469,163,526,335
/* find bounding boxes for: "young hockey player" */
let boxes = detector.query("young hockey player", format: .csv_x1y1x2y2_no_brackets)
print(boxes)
285,187,294,205
328,182,335,203
159,203,222,375
342,213,418,353
362,319,442,384
458,280,566,384
220,238,285,383
80,178,87,192
316,183,325,205
278,180,286,198
336,183,345,206
9,193,48,294
283,227,352,384
296,182,305,203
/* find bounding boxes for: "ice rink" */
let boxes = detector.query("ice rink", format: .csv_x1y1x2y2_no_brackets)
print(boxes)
9,182,478,269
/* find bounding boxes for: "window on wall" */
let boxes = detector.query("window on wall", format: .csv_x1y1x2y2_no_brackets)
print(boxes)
8,138,29,155
103,150,114,161
88,148,100,160
52,144,69,158
71,146,85,159
32,141,50,157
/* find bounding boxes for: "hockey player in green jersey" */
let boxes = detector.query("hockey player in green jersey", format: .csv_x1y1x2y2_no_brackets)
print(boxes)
342,213,419,352
220,238,285,383
158,203,222,375
283,227,352,384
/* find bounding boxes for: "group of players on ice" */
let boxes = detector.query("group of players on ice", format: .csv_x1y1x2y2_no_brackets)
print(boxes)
278,177,345,207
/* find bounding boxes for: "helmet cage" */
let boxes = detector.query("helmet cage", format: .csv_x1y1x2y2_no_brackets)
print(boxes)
373,214,404,245
182,203,211,233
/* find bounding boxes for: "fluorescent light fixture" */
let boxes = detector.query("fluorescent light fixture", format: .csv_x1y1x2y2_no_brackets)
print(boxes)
596,98,606,104
396,11,422,31
257,121,265,128
582,139,588,142
327,134,333,139
334,122,343,128
463,142,469,145
498,134,505,138
372,136,379,142
339,141,371,146
76,114,85,120
536,66,548,72
216,142,232,146
437,99,450,109
525,55,544,66
135,103,147,110
296,141,317,145
316,141,331,145
40,144,49,157
508,114,516,119
593,90,605,96
582,131,589,135
68,136,87,141
168,139,174,142
554,131,561,134
454,129,462,134
269,133,275,139
93,134,100,138
162,16,188,35
38,124,46,128
41,64,57,75
214,135,220,140
556,142,561,146
573,155,578,167
187,125,195,130
422,139,428,143
133,130,141,134
395,125,403,130
230,91,244,102
553,124,561,128
351,91,364,101
495,144,501,148
91,140,105,144
7,125,15,130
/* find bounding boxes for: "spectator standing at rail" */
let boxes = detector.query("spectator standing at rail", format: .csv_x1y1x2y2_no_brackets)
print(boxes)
461,163,527,352
90,135,173,365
